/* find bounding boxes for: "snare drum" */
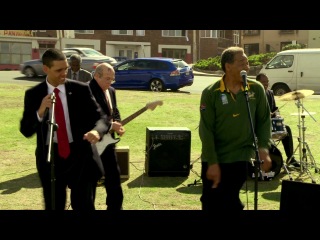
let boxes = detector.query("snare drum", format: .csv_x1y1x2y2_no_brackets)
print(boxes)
271,118,287,140
247,144,283,181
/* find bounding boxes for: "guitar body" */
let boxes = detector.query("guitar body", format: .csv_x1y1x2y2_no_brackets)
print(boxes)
103,133,121,146
95,100,163,156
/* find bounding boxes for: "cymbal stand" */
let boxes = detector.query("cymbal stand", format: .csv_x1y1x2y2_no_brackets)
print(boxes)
288,99,319,183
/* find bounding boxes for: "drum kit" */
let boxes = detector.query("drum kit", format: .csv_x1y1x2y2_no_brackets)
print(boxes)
248,89,319,182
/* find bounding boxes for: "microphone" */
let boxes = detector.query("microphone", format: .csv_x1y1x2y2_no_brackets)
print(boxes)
240,70,247,90
44,92,55,118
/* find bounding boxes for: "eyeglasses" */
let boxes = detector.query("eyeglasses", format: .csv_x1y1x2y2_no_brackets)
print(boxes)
102,76,115,83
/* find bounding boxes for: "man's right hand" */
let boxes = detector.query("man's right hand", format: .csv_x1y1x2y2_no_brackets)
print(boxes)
112,121,125,136
38,94,53,118
206,163,221,188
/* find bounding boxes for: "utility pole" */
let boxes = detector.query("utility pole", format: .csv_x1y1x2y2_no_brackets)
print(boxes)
193,30,197,63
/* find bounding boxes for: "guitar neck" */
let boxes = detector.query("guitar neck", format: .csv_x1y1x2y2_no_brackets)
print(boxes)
121,106,147,126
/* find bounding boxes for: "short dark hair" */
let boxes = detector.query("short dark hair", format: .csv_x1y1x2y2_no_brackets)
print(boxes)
256,72,267,81
42,48,66,68
220,46,244,72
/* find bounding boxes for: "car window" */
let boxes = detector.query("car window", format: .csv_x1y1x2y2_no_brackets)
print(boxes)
173,60,188,68
81,49,104,57
146,60,170,70
266,55,294,69
117,61,135,71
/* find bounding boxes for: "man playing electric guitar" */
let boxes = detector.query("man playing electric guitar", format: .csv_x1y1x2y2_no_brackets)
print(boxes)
89,63,125,210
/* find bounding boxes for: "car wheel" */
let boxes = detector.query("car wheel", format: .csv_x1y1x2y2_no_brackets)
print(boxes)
272,83,291,96
149,79,164,92
24,67,37,78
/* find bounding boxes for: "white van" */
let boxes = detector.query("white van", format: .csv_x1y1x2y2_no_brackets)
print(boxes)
258,48,320,96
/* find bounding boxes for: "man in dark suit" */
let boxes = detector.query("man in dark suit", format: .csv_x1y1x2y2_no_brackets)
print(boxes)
20,48,111,210
66,54,92,82
89,63,125,210
256,73,300,168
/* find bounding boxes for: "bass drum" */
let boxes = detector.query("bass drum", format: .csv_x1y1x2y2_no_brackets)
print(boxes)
247,144,283,181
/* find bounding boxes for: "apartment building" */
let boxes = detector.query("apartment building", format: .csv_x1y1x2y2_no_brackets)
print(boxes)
241,30,320,56
0,30,240,71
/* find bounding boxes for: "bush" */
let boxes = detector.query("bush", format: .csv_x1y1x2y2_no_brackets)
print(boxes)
194,52,277,71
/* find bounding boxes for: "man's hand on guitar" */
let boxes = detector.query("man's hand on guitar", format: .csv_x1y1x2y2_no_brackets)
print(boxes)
112,121,126,137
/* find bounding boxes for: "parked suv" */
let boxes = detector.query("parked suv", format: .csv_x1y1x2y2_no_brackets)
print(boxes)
112,57,194,92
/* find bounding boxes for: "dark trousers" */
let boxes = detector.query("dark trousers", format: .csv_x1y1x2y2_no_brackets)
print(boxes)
282,125,295,160
200,161,247,211
101,144,124,210
38,143,97,210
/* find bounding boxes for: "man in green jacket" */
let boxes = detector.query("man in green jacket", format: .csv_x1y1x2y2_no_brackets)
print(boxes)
199,46,273,211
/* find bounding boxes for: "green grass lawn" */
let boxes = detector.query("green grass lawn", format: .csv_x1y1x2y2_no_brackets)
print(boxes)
1,82,320,210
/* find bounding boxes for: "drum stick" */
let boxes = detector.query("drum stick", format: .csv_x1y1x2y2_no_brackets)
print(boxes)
271,102,289,115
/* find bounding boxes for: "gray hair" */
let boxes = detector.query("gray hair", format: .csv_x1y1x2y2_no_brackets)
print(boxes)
94,63,114,78
69,54,82,63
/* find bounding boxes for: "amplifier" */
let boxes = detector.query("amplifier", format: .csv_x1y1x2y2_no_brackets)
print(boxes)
145,127,191,177
116,146,130,179
97,145,130,186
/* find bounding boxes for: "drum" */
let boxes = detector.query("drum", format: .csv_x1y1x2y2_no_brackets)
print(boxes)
247,144,283,181
271,118,287,140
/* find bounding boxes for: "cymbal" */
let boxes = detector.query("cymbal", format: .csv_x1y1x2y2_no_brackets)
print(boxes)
290,112,316,116
279,89,314,101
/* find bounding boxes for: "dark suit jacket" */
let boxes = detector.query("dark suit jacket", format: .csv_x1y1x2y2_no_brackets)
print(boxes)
67,68,92,83
88,79,121,122
20,79,111,181
266,89,278,118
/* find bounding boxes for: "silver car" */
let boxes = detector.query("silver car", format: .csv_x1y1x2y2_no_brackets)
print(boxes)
20,47,118,78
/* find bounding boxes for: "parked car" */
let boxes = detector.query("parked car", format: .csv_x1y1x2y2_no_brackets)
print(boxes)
113,56,128,65
111,57,194,92
20,47,118,78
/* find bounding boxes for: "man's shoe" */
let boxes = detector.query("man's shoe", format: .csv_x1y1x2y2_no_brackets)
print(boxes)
287,158,301,167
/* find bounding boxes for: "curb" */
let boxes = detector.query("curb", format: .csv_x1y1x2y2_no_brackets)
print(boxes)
193,70,256,79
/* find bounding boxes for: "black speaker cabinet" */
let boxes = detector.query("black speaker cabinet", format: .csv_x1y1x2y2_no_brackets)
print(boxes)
280,180,320,211
145,127,191,177
115,146,130,179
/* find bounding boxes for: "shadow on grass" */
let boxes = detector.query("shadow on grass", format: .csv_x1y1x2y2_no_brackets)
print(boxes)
14,76,45,82
0,172,41,194
176,182,202,195
127,173,188,188
112,88,191,94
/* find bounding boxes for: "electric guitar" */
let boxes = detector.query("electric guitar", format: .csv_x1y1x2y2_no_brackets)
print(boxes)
95,100,163,155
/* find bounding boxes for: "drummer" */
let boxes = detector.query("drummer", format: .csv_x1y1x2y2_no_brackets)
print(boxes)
256,73,300,168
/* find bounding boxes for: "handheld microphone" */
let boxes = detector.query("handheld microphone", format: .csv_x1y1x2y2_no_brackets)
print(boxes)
44,92,55,118
240,70,247,90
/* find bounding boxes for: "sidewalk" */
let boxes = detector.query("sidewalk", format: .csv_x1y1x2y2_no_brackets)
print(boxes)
192,68,256,79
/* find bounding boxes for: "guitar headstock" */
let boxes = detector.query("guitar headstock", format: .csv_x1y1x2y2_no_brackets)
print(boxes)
146,100,164,111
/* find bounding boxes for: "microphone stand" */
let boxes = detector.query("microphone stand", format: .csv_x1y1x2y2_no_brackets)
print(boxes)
46,92,58,210
243,80,264,211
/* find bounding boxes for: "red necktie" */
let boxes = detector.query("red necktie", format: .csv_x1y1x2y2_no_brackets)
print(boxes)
54,88,70,159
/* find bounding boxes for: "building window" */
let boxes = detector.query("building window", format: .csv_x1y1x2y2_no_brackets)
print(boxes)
0,41,31,64
162,30,187,37
74,30,94,34
39,43,56,58
218,30,225,38
200,30,217,38
244,43,259,56
112,30,133,35
279,30,295,34
243,30,260,36
136,30,145,36
162,48,187,60
233,30,240,45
